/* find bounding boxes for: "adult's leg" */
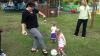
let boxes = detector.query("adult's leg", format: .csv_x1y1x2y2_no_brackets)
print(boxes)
28,30,39,50
29,28,46,49
32,37,39,49
82,19,88,37
74,19,82,36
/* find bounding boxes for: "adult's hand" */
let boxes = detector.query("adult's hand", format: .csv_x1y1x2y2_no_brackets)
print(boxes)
44,17,47,23
22,30,28,35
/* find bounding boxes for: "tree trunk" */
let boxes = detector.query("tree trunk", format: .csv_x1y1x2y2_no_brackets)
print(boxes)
90,0,96,28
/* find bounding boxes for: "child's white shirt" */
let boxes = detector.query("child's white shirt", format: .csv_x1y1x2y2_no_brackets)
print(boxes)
58,33,66,47
51,26,57,33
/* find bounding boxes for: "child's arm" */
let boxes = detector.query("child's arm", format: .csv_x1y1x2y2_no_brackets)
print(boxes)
51,27,53,32
62,34,66,46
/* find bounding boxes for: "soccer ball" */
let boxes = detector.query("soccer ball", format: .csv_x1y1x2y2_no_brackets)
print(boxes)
51,49,58,56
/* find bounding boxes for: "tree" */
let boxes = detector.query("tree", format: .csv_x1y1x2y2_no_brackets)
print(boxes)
63,0,74,2
63,0,80,3
90,0,96,28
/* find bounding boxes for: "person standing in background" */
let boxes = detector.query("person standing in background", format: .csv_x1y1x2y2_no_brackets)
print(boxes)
74,0,91,37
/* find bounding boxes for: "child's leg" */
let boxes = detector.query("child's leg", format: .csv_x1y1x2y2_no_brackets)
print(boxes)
57,47,61,55
59,47,66,56
58,47,63,55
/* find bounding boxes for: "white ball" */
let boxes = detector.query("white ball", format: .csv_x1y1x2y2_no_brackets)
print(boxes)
51,11,55,14
51,49,58,56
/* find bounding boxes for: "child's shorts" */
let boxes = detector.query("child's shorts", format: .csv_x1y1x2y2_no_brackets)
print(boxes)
58,46,64,51
58,44,64,50
50,33,56,40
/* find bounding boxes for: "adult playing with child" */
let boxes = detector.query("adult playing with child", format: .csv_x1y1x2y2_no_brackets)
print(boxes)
21,2,48,54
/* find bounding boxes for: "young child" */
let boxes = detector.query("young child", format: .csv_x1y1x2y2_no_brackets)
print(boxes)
50,24,57,42
56,29,66,56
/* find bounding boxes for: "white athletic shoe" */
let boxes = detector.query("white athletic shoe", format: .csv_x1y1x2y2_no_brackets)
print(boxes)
0,53,6,56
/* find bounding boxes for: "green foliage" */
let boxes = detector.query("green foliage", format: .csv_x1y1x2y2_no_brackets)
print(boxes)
63,0,80,3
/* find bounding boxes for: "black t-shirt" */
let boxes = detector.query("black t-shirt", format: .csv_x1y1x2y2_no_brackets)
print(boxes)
21,9,39,29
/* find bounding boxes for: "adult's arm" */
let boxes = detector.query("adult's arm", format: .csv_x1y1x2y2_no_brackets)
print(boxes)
21,23,27,35
39,11,46,18
21,11,28,35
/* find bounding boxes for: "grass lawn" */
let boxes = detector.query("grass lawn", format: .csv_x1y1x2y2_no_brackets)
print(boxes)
0,10,100,56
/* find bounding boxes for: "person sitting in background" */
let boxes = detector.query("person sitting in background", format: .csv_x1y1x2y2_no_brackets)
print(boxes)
8,0,14,7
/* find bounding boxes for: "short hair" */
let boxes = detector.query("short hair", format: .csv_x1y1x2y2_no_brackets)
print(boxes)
81,0,88,3
52,24,56,26
26,2,35,7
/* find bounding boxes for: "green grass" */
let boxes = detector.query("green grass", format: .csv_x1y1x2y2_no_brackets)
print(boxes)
0,10,100,56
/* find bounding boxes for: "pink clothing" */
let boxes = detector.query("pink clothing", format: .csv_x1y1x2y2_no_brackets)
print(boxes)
57,33,66,48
